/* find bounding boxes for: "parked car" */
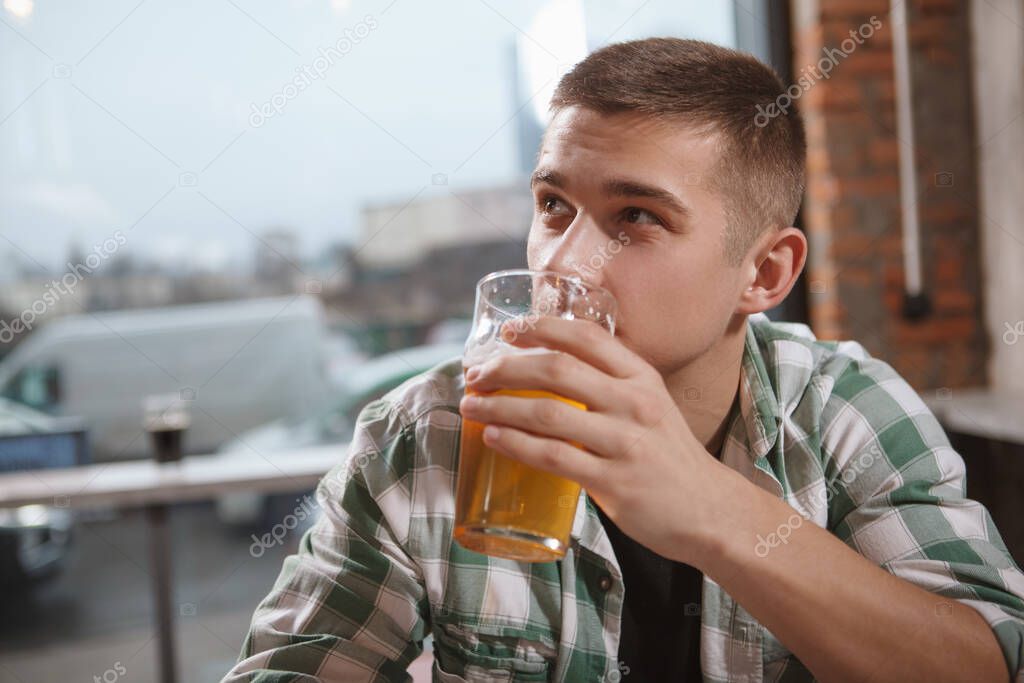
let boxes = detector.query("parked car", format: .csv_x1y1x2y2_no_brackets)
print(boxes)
0,398,89,585
214,342,463,526
0,296,331,460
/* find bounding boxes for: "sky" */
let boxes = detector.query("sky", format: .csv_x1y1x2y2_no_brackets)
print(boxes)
1,0,735,275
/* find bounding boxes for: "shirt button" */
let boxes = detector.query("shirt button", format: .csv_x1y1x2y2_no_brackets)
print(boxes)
597,574,613,592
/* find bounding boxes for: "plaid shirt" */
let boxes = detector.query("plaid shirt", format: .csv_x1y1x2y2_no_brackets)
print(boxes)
226,314,1024,682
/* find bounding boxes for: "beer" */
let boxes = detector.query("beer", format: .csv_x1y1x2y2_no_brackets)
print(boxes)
454,383,585,562
453,269,616,562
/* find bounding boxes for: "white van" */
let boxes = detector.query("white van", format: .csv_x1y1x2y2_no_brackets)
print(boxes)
0,296,330,460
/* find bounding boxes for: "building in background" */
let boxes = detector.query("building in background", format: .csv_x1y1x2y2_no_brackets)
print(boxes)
253,229,301,292
355,183,532,272
322,183,532,354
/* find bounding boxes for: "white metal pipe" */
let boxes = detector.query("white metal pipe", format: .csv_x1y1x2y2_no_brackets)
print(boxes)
891,0,924,299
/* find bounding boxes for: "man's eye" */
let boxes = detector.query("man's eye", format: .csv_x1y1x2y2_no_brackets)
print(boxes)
539,196,571,216
540,196,565,211
621,207,662,226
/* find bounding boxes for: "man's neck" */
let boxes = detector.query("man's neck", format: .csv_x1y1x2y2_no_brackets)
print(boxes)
662,314,747,457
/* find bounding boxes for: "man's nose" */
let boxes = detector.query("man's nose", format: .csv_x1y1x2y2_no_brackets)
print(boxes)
535,218,608,286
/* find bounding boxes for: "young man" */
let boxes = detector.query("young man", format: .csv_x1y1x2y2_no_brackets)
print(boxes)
226,39,1024,682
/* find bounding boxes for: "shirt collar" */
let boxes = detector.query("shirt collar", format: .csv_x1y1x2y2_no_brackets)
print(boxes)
737,314,782,463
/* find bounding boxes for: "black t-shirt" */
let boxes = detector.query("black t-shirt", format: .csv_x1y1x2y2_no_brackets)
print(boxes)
594,399,736,681
595,503,704,682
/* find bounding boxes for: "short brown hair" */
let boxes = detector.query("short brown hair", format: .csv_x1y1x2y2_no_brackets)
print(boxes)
549,37,805,265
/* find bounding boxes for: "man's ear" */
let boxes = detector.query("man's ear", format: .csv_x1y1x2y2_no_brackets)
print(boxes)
736,227,808,315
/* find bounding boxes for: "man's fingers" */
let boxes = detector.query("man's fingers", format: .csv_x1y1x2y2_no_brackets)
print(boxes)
460,392,630,456
479,423,602,489
466,349,624,414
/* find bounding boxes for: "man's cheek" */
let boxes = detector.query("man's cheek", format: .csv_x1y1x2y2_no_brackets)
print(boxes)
620,300,674,348
525,231,544,270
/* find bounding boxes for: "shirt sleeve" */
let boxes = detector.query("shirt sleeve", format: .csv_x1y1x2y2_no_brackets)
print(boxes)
820,353,1024,681
223,399,430,683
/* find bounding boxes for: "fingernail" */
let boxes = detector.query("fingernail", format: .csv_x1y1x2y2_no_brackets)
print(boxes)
465,367,480,382
483,425,501,441
461,395,479,410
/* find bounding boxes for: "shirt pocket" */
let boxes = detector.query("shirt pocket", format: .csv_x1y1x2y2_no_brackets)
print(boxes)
431,621,556,683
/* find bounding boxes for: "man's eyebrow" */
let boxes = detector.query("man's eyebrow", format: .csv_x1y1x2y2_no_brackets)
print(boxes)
601,178,690,217
530,169,564,188
530,169,691,218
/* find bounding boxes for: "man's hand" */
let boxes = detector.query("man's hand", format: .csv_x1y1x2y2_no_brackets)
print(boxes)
458,316,746,567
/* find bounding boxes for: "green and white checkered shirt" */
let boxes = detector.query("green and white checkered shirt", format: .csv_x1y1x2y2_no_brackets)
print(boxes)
226,314,1024,682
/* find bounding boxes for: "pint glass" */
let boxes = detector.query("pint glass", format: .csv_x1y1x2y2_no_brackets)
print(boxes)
454,270,617,562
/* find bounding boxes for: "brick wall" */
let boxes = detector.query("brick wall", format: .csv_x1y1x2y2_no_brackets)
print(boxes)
791,0,987,390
